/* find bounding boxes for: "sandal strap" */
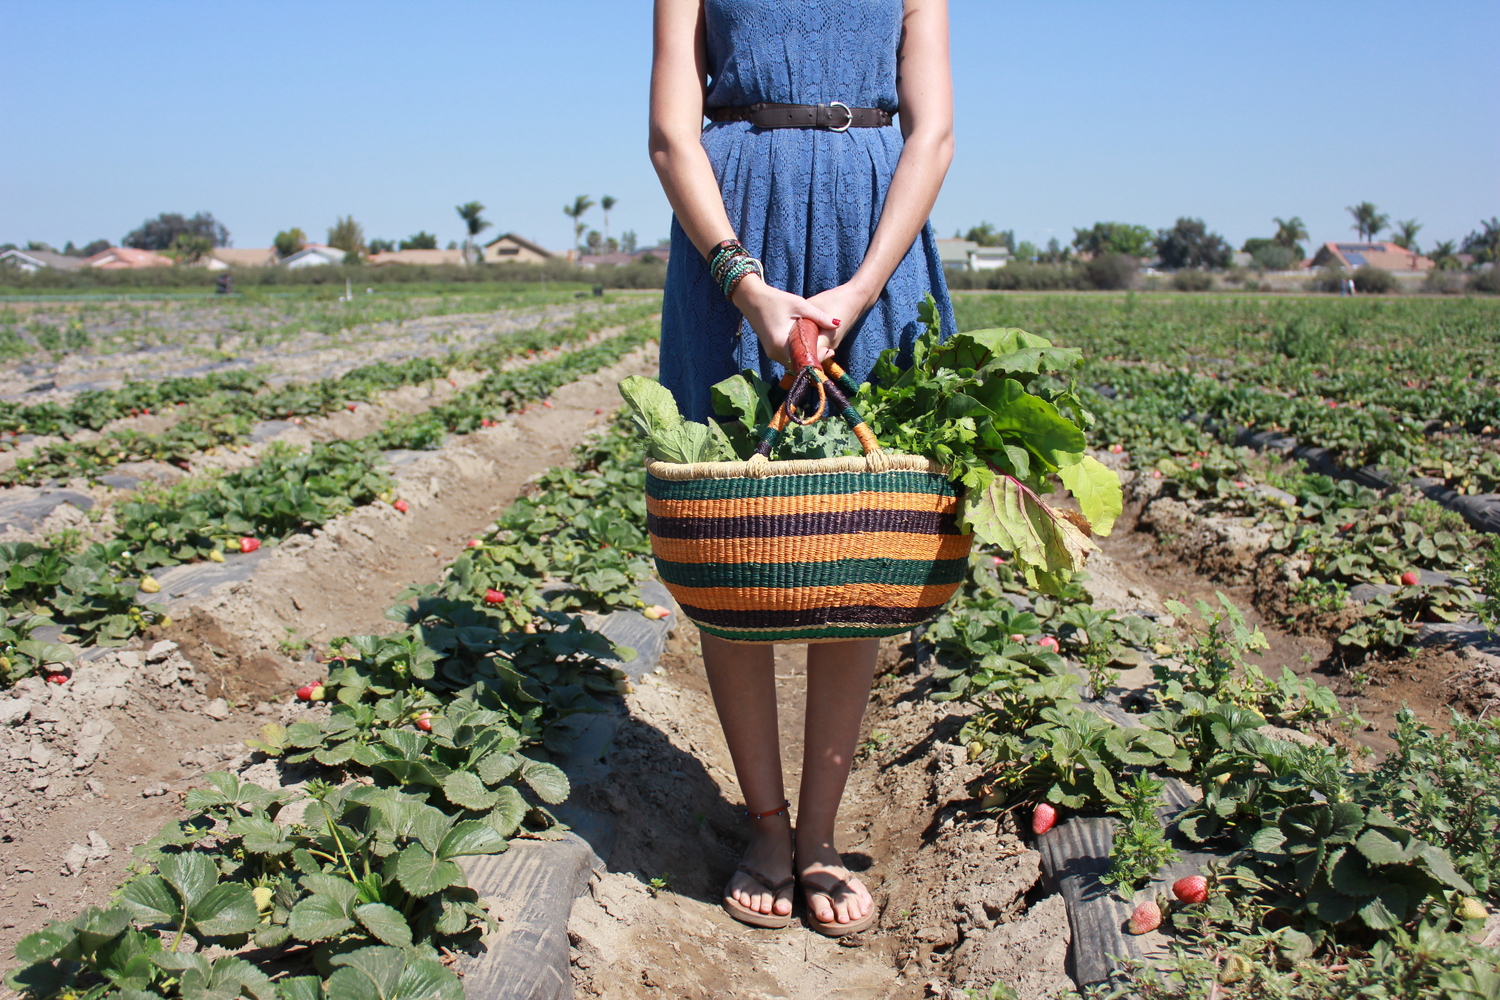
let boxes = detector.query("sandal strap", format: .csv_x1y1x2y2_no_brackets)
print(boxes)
799,872,855,900
735,864,796,894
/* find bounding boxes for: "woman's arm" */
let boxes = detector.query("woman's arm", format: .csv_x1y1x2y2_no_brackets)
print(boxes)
648,0,836,364
807,0,954,341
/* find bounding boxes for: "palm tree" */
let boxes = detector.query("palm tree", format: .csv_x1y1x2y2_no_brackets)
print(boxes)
1346,202,1389,243
1272,216,1308,250
1428,239,1458,270
563,195,595,255
600,195,617,243
1391,219,1422,253
455,201,491,264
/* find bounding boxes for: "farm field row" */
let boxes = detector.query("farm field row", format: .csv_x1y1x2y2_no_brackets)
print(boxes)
1,291,1496,1000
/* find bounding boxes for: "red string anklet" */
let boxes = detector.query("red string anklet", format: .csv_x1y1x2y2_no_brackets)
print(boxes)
745,799,791,821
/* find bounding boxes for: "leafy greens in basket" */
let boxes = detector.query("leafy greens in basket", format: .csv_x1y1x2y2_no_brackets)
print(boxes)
619,295,1122,593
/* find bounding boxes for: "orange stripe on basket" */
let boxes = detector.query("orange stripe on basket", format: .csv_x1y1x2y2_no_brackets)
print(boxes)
647,490,959,520
663,581,963,612
648,531,973,565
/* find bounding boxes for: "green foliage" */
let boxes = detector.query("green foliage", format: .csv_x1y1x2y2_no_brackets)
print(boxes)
327,215,365,255
274,227,307,258
617,375,735,463
1074,222,1154,258
1360,709,1500,900
1353,265,1398,294
1103,773,1180,894
123,211,229,251
1155,218,1232,270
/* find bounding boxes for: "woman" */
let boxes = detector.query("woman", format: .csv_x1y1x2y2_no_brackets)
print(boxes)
647,0,955,934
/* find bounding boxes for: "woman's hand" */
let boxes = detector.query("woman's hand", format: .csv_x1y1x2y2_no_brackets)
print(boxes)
804,282,879,353
731,275,838,365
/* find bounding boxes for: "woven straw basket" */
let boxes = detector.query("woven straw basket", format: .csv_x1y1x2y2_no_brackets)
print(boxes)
645,338,972,643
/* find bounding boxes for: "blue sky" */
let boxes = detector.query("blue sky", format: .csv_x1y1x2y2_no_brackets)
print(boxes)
3,1,1496,255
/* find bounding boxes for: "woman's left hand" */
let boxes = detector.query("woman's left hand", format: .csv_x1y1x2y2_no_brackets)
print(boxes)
804,282,878,357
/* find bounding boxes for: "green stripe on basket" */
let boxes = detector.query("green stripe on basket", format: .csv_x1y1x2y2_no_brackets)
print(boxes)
646,469,956,501
655,557,968,589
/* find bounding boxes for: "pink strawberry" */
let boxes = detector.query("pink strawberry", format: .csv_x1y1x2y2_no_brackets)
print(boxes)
1399,571,1420,587
1108,444,1124,454
484,588,505,605
542,399,553,409
296,683,325,702
1173,876,1207,904
1151,470,1163,479
480,418,492,428
1032,803,1057,834
415,711,433,732
1127,900,1162,934
240,537,260,554
642,605,672,620
1038,636,1060,653
1190,461,1200,470
392,499,409,513
467,539,483,548
992,555,1006,566
1009,633,1026,642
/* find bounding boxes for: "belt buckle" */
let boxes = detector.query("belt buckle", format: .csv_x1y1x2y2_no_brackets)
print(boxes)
825,101,853,132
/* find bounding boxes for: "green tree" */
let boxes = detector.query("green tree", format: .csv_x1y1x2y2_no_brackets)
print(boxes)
1462,217,1500,263
1154,217,1231,270
620,230,638,254
961,222,1013,249
123,212,229,251
600,195,617,242
1428,239,1459,270
367,238,395,254
1242,238,1298,271
1013,240,1039,262
1272,216,1308,256
167,232,214,264
1036,237,1071,264
455,201,491,264
273,228,306,259
1346,201,1389,242
563,195,595,254
1072,222,1152,258
1391,218,1422,252
327,216,366,263
399,231,438,250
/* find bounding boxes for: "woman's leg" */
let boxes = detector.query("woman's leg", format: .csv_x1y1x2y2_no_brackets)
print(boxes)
796,638,879,925
701,633,793,916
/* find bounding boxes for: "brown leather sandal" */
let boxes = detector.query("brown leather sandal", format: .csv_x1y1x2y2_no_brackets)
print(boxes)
722,863,796,928
722,800,795,929
799,871,876,937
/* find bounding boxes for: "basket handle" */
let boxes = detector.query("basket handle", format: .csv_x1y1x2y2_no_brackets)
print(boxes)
751,318,885,462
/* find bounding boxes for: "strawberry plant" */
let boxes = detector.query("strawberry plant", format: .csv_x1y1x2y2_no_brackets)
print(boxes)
1103,772,1180,895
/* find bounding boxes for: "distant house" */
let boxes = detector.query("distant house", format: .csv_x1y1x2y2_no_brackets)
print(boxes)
207,247,278,270
82,247,174,269
1308,242,1434,273
367,248,467,267
0,248,87,273
280,245,346,269
934,238,1011,271
481,233,554,264
633,245,670,266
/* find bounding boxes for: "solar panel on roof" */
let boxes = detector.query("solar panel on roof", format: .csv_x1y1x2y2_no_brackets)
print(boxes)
1344,253,1367,266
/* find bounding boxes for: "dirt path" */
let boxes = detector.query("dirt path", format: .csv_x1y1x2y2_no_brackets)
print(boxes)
0,343,658,959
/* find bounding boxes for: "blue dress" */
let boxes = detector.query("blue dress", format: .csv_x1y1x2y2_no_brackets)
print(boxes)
658,0,957,423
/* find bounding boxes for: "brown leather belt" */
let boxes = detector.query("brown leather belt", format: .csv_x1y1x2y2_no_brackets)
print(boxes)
708,102,893,131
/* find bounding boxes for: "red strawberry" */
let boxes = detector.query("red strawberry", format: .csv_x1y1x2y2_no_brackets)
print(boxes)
1399,571,1420,587
1189,461,1200,470
1173,876,1208,904
44,671,69,686
480,418,492,428
448,378,457,387
415,711,433,732
1340,522,1354,532
240,537,261,554
595,407,605,415
1328,400,1338,408
1031,803,1057,834
392,499,409,513
1038,636,1060,653
346,402,358,412
484,588,505,605
1108,444,1124,454
1127,900,1162,934
992,555,1006,566
542,399,553,409
296,683,325,702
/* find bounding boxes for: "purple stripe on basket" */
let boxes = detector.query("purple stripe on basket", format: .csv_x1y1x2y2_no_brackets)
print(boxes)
677,602,950,629
647,509,961,540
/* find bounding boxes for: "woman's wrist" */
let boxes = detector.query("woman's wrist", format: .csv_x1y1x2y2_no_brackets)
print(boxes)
728,271,769,312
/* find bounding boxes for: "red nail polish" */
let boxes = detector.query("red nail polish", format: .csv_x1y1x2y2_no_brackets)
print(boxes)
831,318,841,326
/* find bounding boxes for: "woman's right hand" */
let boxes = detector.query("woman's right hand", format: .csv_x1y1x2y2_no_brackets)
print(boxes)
730,275,838,366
